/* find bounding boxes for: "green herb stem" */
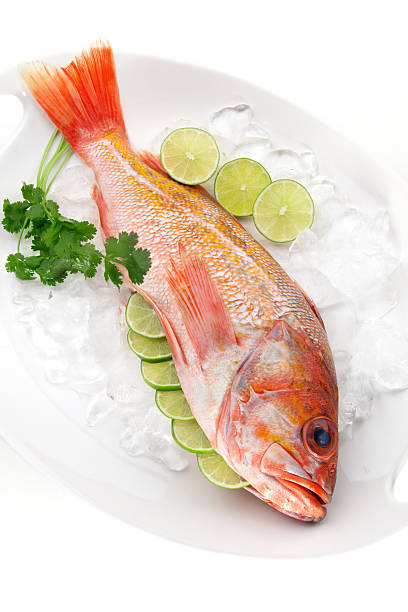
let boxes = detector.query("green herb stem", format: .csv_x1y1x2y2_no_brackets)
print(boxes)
36,128,59,187
38,136,72,193
16,217,29,253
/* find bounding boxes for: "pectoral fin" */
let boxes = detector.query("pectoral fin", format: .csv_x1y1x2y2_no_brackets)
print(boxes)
131,284,186,366
166,243,237,361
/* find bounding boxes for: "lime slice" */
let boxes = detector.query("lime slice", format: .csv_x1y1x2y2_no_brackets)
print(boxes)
141,360,181,390
125,293,165,339
197,453,249,489
171,419,215,454
253,179,314,243
214,158,271,217
160,128,220,185
155,390,194,420
127,329,171,363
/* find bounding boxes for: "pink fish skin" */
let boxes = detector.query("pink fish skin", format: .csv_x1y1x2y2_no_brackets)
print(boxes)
20,43,338,522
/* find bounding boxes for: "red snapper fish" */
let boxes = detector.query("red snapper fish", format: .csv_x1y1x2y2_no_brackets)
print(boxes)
20,43,338,522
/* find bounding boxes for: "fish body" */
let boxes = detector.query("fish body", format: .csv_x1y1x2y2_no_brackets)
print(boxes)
21,43,338,522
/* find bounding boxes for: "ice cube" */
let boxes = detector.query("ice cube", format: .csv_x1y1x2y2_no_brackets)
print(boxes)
229,138,272,165
117,403,149,429
150,118,197,154
334,351,375,434
51,164,95,202
120,426,145,457
352,321,408,390
119,406,188,471
354,280,398,322
88,288,122,359
308,178,339,203
85,390,116,427
312,208,399,299
209,104,254,145
289,228,320,269
144,432,189,471
244,122,272,141
36,293,90,342
287,264,342,309
265,148,309,183
341,370,374,424
300,151,319,179
320,300,357,353
142,406,189,471
106,350,148,404
44,355,70,384
29,326,61,359
311,197,346,237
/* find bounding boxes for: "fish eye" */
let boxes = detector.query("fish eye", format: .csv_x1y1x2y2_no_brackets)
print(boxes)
302,416,338,460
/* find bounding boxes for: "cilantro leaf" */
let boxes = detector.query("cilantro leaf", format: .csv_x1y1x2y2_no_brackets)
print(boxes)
5,253,36,280
70,243,103,278
21,184,43,205
105,232,138,259
104,260,123,288
125,248,151,285
72,220,97,242
2,200,30,233
35,256,72,286
104,232,150,287
27,203,46,221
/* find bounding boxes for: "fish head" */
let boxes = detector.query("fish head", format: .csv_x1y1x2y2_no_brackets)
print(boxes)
253,394,338,522
222,317,338,522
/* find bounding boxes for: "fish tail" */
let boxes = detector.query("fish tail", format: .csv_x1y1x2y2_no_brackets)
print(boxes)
19,41,126,151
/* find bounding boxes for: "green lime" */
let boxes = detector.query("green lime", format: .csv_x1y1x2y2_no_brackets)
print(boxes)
125,293,165,339
160,127,220,185
127,329,171,363
171,418,215,454
141,360,181,391
155,390,194,420
253,179,314,243
197,453,249,489
214,158,271,217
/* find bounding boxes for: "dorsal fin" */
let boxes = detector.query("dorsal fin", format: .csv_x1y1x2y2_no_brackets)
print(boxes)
293,280,325,329
166,244,237,361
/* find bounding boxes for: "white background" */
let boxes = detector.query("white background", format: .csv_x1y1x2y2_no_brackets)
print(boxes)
1,0,407,609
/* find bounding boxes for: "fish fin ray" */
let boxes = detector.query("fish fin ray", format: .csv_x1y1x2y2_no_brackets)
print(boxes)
293,280,325,329
19,41,126,149
139,151,167,175
166,244,237,360
130,285,186,366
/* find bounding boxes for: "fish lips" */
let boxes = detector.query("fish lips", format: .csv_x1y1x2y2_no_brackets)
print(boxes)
260,442,331,522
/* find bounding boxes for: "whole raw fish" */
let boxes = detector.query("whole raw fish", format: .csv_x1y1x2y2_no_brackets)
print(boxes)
21,43,338,522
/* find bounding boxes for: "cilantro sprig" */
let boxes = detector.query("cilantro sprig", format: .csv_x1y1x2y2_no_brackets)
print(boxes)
2,129,151,288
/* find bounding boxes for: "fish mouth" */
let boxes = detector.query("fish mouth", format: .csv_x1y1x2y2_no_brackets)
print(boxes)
276,473,331,506
258,443,331,522
274,475,329,522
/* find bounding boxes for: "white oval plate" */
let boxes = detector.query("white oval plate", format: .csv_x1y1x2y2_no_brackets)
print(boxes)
0,52,407,558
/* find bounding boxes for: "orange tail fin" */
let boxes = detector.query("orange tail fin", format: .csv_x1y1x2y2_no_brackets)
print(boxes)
19,42,126,150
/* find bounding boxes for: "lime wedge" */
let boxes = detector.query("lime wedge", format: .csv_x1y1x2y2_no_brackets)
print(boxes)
171,419,215,454
253,179,314,243
155,390,193,420
214,158,271,217
125,293,165,339
141,360,181,391
197,453,249,489
160,128,220,185
127,330,171,363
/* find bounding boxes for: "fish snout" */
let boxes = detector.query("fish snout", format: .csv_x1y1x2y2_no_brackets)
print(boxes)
260,443,332,521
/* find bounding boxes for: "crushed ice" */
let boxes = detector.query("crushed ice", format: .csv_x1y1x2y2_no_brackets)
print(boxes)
10,103,408,468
